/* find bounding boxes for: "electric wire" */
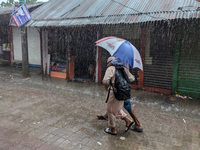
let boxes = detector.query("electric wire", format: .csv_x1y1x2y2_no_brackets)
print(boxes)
111,0,170,21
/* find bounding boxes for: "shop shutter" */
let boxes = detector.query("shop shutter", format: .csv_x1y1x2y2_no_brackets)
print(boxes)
143,49,174,89
129,39,140,85
176,21,200,99
143,24,174,90
177,44,200,98
101,50,110,79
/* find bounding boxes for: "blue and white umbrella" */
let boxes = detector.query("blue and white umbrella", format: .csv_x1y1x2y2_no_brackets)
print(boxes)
96,36,143,71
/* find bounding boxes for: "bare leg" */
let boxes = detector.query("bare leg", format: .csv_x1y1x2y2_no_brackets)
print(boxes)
98,108,142,128
123,116,134,132
123,116,133,127
128,107,142,128
103,113,108,120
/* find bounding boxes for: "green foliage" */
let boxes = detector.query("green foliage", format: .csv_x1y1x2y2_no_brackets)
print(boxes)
0,0,39,7
1,0,15,7
26,0,38,4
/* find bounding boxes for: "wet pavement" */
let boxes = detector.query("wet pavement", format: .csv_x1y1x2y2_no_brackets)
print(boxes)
0,66,199,150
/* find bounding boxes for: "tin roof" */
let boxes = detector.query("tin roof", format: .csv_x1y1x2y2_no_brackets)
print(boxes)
26,0,200,27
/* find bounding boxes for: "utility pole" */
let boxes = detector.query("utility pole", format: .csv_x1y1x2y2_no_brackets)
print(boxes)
20,0,29,77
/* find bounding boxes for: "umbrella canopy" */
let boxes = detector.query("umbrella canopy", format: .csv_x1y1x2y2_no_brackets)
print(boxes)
95,36,143,71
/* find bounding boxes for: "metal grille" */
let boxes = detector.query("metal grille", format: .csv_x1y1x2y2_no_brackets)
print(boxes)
143,22,174,89
101,50,110,80
177,22,200,98
129,38,140,85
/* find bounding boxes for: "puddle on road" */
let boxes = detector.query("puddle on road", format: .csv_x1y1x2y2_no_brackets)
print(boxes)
0,66,200,150
1,66,200,120
131,95,200,119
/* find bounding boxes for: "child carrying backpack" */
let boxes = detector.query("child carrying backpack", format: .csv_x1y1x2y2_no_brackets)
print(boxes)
102,57,135,135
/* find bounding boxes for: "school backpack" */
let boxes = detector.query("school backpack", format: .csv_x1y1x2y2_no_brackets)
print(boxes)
112,66,131,100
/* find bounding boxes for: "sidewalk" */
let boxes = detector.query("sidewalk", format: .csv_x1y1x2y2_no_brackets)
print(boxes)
0,66,199,150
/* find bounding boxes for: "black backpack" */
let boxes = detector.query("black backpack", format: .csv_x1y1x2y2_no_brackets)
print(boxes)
111,66,131,101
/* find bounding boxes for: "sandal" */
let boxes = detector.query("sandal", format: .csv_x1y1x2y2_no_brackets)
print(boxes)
131,125,143,132
97,114,107,121
125,122,134,132
104,128,117,135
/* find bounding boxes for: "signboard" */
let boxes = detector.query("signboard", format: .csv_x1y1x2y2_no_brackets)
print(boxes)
10,4,31,27
9,5,19,27
9,17,18,27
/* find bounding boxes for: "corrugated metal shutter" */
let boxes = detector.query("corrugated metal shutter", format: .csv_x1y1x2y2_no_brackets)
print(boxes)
144,51,174,89
143,22,174,89
129,39,140,85
177,23,200,98
177,50,200,98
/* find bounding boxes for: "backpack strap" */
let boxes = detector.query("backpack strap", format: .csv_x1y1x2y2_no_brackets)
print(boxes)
105,86,111,103
105,79,114,103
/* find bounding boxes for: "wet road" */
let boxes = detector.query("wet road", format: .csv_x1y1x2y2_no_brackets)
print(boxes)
0,66,199,150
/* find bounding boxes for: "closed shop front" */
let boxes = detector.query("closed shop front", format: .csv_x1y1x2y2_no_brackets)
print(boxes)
143,22,174,92
177,22,200,98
